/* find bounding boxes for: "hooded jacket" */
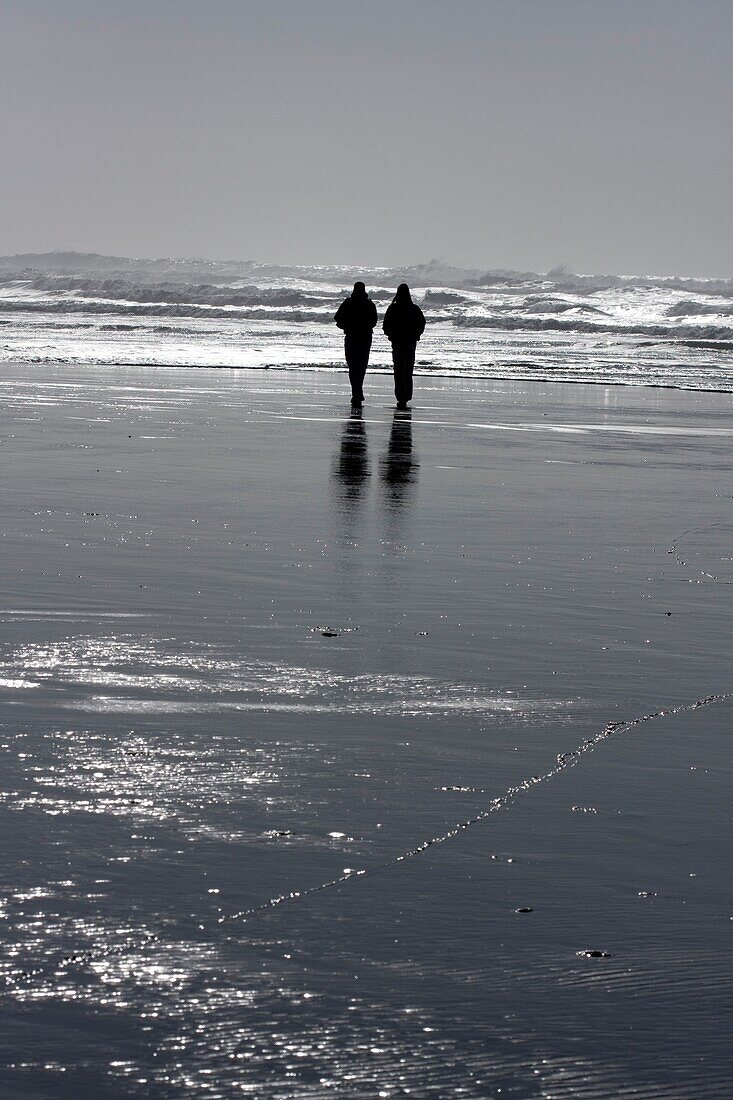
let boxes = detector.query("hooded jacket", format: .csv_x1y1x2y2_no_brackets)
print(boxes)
334,284,378,339
382,284,426,344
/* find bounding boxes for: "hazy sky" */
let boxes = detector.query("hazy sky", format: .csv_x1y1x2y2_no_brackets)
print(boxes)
1,0,731,274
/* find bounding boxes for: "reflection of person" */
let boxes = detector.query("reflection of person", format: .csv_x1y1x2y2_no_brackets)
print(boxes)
334,282,378,406
382,284,426,410
333,408,370,499
381,409,417,504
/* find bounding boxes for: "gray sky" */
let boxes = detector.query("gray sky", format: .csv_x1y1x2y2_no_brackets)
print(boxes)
1,0,731,275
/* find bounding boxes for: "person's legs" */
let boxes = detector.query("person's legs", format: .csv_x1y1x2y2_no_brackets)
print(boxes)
392,342,415,406
345,336,371,402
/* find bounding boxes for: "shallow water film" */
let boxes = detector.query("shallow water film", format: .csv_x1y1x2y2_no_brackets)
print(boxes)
1,365,733,1097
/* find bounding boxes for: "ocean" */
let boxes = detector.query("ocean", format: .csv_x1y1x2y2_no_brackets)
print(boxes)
1,251,732,391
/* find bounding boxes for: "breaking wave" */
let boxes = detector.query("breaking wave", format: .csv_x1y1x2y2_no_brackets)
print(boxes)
0,298,331,323
23,275,335,308
453,314,733,340
2,292,732,341
665,299,733,318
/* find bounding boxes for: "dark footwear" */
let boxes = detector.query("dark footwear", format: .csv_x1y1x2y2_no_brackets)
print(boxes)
396,401,408,410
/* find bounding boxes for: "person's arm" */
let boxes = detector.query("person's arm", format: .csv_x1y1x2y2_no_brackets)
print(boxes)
415,306,426,339
369,300,378,329
334,300,348,329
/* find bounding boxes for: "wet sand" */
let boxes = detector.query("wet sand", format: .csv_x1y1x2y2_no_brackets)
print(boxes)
1,363,732,1097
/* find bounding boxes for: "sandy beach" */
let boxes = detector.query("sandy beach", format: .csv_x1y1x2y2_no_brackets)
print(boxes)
1,363,732,1097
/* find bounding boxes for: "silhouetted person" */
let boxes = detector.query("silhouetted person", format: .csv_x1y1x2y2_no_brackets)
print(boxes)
334,281,378,405
382,283,426,409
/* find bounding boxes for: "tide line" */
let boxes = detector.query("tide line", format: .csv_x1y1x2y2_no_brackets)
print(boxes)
2,689,731,991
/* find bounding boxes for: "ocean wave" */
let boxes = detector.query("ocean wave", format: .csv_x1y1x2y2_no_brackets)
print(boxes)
99,322,222,336
680,339,733,353
521,295,610,316
2,296,733,340
423,290,468,305
469,271,733,297
453,315,733,340
3,252,732,297
22,275,335,308
665,299,733,318
0,299,332,323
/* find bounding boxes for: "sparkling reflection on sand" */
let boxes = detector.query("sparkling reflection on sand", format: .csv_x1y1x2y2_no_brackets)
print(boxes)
2,365,733,1098
0,635,576,719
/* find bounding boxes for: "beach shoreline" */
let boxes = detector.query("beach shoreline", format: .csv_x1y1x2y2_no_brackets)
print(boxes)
1,362,732,1097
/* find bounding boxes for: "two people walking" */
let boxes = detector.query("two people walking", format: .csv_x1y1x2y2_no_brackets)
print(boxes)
335,282,426,409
